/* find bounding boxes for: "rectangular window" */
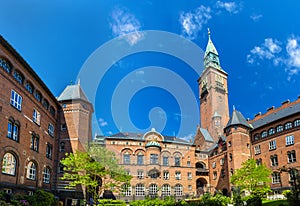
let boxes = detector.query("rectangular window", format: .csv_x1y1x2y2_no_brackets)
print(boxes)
30,134,39,152
221,169,226,178
212,162,216,168
213,171,217,180
48,124,54,137
150,154,158,164
220,158,225,166
270,155,278,166
286,135,294,146
163,171,169,180
33,109,41,126
254,145,261,155
123,154,130,164
188,172,192,180
269,140,276,150
10,90,22,111
163,156,169,166
175,171,181,180
137,155,144,165
46,144,52,159
288,151,296,163
137,170,144,179
175,157,181,166
272,173,281,184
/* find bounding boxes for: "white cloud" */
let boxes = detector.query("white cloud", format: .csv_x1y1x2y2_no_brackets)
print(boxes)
180,133,194,142
216,1,241,14
98,118,108,127
179,5,212,40
110,6,144,45
247,36,300,80
250,14,263,22
247,38,281,64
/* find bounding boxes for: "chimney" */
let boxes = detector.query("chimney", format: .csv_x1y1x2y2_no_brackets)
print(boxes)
281,99,290,105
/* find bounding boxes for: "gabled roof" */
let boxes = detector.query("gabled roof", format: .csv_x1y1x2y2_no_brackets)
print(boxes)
225,109,252,129
251,102,300,129
57,83,89,102
199,128,214,142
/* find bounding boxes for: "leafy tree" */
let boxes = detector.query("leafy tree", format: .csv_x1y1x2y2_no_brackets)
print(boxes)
60,145,131,202
230,158,272,197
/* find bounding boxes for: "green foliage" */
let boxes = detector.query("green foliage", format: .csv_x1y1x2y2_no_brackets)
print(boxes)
129,197,187,206
232,187,243,206
60,145,131,201
97,199,126,206
244,195,262,206
230,159,272,196
197,193,231,206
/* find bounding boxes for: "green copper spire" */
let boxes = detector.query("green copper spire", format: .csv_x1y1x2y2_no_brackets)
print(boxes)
204,28,219,57
204,28,221,70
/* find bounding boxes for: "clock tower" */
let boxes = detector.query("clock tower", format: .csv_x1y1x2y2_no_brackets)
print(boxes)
198,29,229,142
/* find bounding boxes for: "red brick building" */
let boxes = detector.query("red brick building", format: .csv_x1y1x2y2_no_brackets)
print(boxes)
0,36,93,206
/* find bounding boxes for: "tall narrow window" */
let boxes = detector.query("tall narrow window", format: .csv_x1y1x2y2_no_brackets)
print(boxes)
272,172,281,184
46,143,52,159
137,153,144,165
121,184,131,196
43,167,50,183
59,142,65,152
135,184,145,196
288,151,296,163
294,119,300,127
162,184,171,197
49,106,55,117
30,133,39,152
48,124,54,137
33,109,41,126
175,171,181,180
269,140,276,150
270,155,278,166
163,156,169,166
42,99,49,110
175,156,181,166
26,162,36,180
123,153,130,164
286,135,294,146
10,90,22,111
2,153,16,175
163,171,169,180
254,145,261,155
7,120,19,142
174,184,183,196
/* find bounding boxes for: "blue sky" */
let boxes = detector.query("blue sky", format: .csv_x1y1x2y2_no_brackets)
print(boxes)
1,1,300,139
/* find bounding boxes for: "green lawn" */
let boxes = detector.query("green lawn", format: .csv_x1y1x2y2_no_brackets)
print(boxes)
262,199,288,206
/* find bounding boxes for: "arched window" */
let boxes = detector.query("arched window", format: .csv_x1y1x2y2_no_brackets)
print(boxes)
162,184,171,196
0,58,12,73
121,183,131,196
43,167,51,183
42,99,49,110
285,122,293,130
34,90,42,102
254,134,260,141
25,81,34,94
123,152,131,164
294,119,300,127
135,184,145,196
49,106,56,117
174,184,183,196
13,70,24,85
149,184,158,197
276,125,283,133
2,153,17,175
268,128,275,135
137,152,144,165
26,161,36,180
174,155,181,166
261,131,267,138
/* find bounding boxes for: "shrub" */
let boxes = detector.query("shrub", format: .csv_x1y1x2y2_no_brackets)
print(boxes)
244,195,262,206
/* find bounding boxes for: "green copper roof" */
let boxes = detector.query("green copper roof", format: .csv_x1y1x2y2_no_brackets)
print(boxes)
145,141,161,148
204,29,219,58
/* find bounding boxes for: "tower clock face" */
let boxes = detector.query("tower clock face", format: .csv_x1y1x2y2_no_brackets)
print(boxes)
215,75,223,83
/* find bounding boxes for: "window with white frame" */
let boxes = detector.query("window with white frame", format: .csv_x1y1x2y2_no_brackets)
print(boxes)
10,90,22,111
121,184,131,196
162,184,171,196
135,184,145,196
48,124,54,137
270,155,278,166
294,119,300,127
7,120,19,142
276,125,283,132
30,133,39,152
59,142,65,152
32,109,41,125
26,162,36,180
43,167,50,183
175,171,181,180
149,184,158,196
286,135,294,146
150,154,158,164
269,140,276,150
220,158,225,166
254,145,261,155
285,122,293,130
2,153,17,175
163,171,169,180
261,131,267,138
288,150,296,163
272,172,281,184
137,170,144,179
174,184,183,196
268,128,275,135
46,144,52,159
188,172,192,180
